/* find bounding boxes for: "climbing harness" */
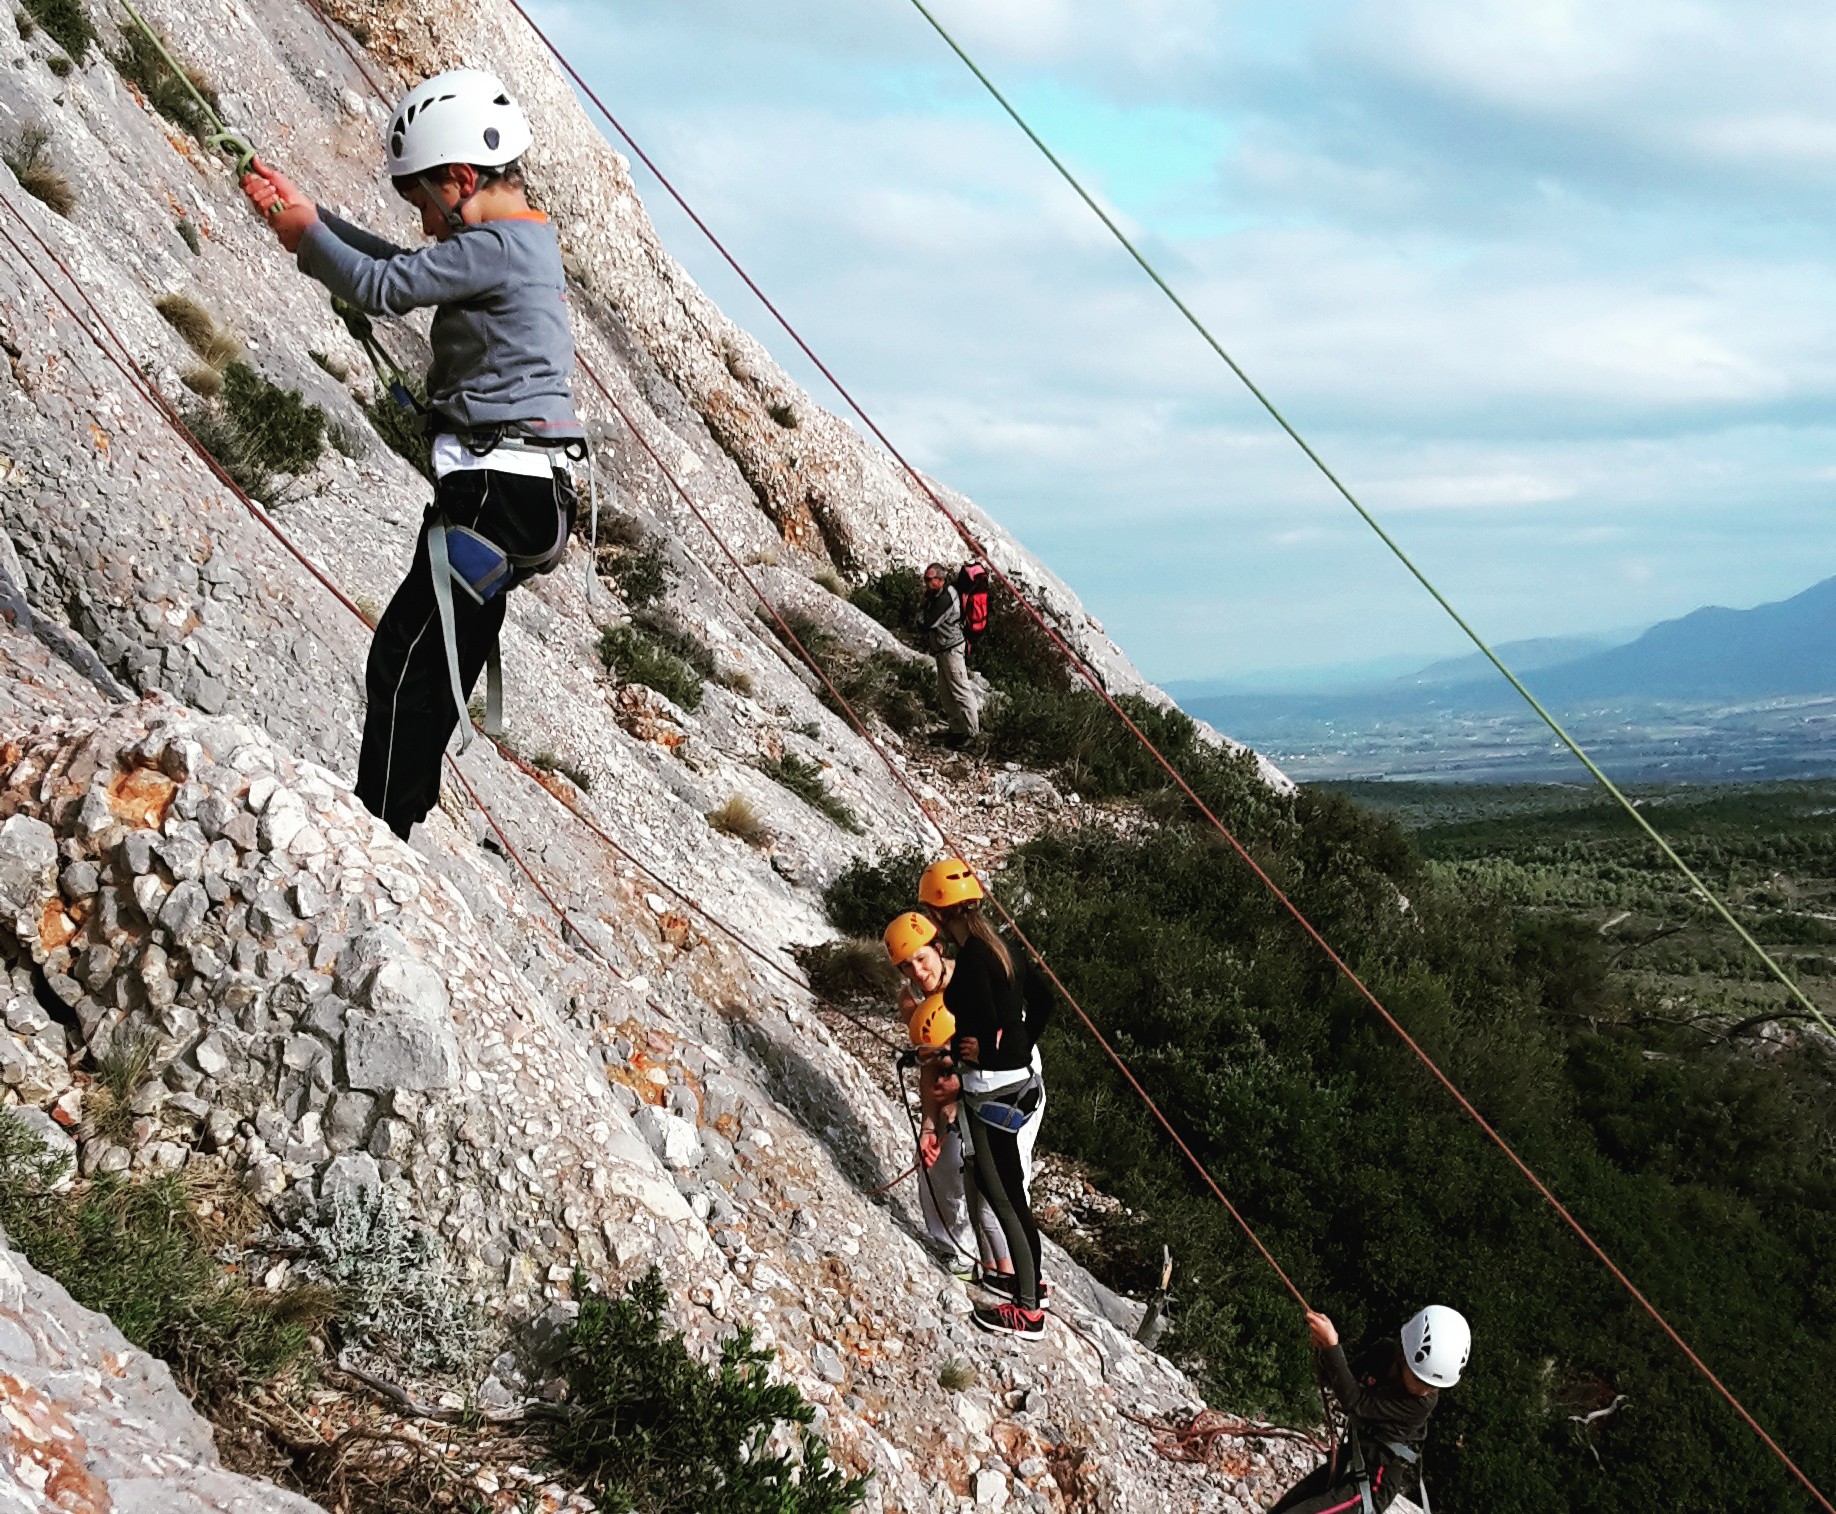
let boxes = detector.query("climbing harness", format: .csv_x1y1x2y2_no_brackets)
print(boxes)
962,1071,1043,1136
424,443,575,751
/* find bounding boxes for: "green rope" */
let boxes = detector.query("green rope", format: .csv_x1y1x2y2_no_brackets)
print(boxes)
904,0,1836,1042
117,0,256,173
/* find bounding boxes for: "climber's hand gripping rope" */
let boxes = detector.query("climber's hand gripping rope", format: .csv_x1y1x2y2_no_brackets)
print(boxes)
240,158,318,250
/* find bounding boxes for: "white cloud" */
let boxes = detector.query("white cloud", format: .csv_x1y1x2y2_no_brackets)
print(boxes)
529,0,1836,677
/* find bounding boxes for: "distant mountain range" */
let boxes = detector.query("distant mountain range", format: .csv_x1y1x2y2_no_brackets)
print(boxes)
1181,575,1836,724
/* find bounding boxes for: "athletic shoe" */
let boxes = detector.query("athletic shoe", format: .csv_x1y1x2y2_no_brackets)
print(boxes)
972,1301,1046,1338
981,1272,1052,1309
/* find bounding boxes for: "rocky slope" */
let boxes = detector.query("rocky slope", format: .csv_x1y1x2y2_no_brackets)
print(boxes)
0,0,1306,1508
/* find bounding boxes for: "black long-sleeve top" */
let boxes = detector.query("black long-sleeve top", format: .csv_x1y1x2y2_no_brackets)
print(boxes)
943,935,1032,1076
1320,1338,1438,1472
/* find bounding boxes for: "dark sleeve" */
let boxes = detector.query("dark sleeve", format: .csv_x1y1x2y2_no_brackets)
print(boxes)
1318,1344,1435,1437
314,208,412,261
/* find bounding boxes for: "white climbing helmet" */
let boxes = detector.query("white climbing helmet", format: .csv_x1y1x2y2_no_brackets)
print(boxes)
385,68,532,179
1400,1305,1470,1389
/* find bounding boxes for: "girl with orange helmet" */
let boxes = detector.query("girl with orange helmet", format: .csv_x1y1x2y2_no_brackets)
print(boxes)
921,858,1050,1339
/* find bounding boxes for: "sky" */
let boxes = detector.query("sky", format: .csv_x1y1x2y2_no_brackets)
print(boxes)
526,0,1836,684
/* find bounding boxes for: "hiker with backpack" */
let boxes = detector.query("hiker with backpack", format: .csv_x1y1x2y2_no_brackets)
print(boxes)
921,563,980,748
241,69,583,839
920,857,1052,1337
1269,1304,1470,1513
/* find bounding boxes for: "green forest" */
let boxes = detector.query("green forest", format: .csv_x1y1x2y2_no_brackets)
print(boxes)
827,746,1836,1509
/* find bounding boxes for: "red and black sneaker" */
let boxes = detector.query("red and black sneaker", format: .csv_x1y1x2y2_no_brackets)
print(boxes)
972,1301,1046,1338
980,1273,1053,1310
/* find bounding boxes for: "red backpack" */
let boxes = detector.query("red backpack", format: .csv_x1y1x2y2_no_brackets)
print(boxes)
956,562,990,654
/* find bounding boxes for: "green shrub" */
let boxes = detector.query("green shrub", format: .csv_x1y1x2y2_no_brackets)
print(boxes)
2,126,75,217
601,624,704,711
970,579,1076,695
187,361,326,498
822,847,929,937
45,52,70,76
536,1266,867,1513
611,536,675,608
757,752,859,833
850,566,925,638
112,23,218,144
222,362,325,474
21,0,92,58
281,1185,485,1374
0,1112,330,1405
764,606,937,734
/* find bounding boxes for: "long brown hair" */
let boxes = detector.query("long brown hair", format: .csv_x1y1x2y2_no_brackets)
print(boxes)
952,902,1013,983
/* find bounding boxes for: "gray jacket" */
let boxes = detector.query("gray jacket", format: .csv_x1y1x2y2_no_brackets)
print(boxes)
298,210,581,439
921,585,965,653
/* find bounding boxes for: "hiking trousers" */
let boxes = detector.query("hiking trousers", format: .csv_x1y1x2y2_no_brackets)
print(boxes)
962,1103,1042,1309
1269,1456,1391,1514
356,467,571,838
934,644,979,736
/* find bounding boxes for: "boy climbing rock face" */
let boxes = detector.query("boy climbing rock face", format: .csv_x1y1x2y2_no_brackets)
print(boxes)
1268,1304,1469,1513
240,68,583,840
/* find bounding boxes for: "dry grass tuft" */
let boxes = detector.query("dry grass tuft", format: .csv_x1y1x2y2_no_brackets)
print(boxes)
2,126,76,217
155,293,240,369
795,936,900,1003
707,795,769,846
811,565,848,596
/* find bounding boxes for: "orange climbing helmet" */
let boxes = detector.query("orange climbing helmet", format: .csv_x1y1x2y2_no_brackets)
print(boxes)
909,993,956,1048
919,856,983,909
883,911,938,967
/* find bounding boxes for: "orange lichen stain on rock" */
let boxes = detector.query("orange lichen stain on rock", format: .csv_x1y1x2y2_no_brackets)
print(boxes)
0,1371,111,1513
85,422,109,458
38,899,77,954
658,912,692,951
106,765,175,830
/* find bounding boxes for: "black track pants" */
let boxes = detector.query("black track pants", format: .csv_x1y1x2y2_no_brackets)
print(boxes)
965,1105,1043,1310
355,468,568,838
1269,1455,1389,1514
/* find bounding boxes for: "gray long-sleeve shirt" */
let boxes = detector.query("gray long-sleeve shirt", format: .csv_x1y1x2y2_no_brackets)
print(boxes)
298,210,580,438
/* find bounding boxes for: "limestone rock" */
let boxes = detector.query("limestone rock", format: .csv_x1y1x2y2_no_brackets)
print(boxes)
0,1223,326,1512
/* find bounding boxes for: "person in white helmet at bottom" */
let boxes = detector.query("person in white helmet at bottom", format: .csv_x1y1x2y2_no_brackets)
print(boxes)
1268,1304,1470,1514
240,69,582,840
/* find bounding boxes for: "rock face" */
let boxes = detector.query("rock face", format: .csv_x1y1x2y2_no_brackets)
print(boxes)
0,1219,324,1513
0,0,1305,1509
